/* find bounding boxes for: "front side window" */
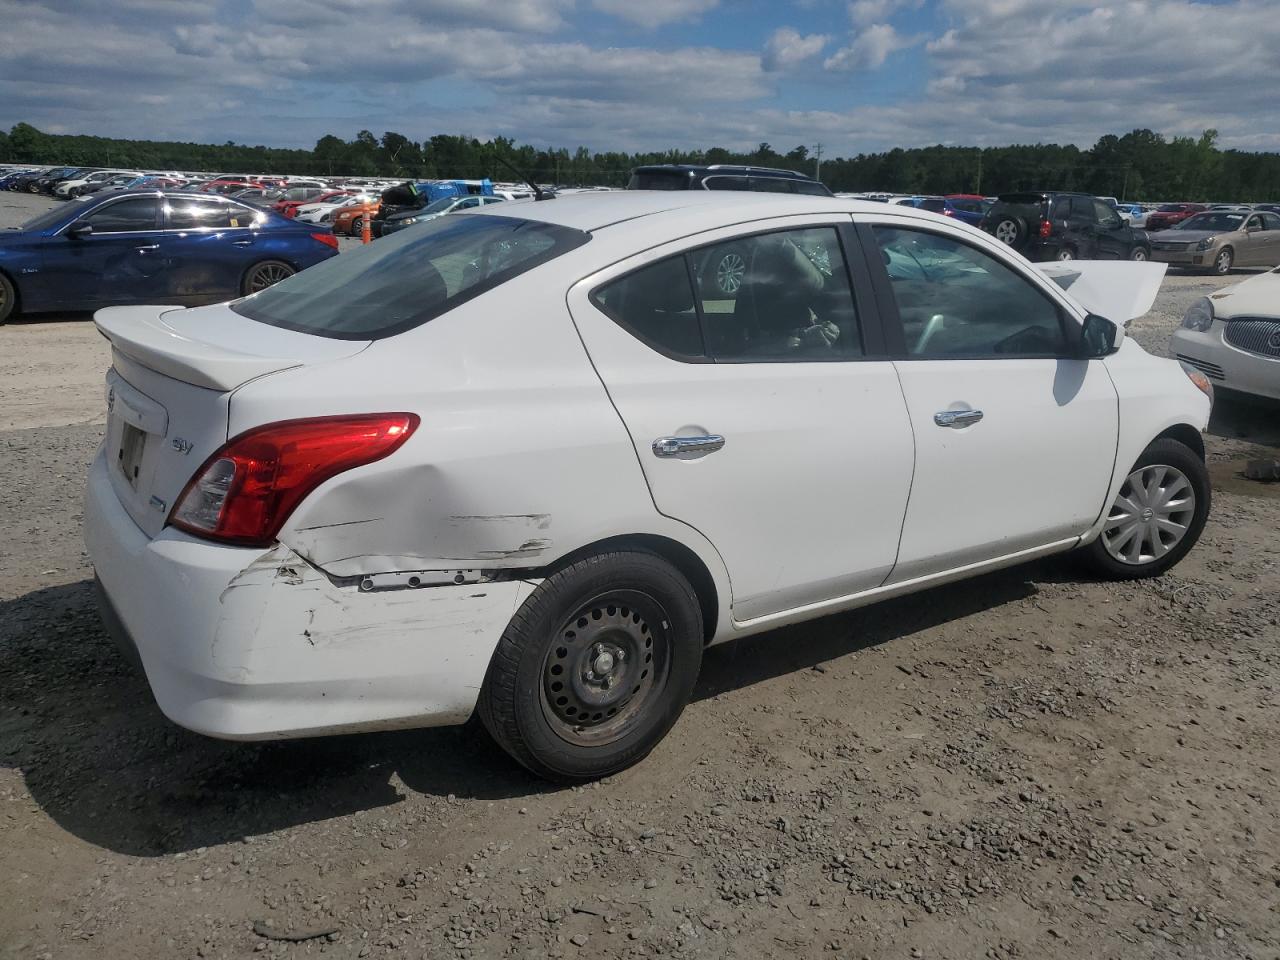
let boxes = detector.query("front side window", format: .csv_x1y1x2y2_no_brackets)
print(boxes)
232,214,589,339
873,226,1067,358
79,198,160,233
594,226,862,363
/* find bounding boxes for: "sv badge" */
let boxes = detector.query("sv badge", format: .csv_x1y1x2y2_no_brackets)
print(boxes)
172,437,195,455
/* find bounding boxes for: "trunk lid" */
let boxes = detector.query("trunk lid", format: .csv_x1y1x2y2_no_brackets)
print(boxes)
95,303,370,537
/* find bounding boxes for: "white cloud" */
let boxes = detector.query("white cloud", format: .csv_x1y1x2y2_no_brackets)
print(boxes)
824,23,915,71
591,0,719,29
762,27,828,72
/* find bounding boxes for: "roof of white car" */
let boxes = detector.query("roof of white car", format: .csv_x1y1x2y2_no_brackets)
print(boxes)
476,190,929,233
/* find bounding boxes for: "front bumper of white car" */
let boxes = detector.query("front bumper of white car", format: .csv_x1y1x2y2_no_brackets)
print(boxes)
84,447,533,740
1171,320,1280,401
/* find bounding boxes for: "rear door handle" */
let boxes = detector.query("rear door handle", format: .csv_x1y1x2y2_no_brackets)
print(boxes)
652,435,725,457
934,409,983,428
134,244,159,252
231,239,254,246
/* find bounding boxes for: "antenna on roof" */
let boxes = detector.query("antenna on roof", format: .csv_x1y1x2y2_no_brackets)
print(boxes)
491,150,550,201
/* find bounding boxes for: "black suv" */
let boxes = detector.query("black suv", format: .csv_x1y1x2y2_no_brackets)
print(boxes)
980,191,1151,262
628,164,832,196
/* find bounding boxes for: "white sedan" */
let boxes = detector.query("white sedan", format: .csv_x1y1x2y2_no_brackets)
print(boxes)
85,192,1213,782
294,194,376,224
1171,268,1280,400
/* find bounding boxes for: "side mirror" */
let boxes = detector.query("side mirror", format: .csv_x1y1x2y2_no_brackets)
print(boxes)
1080,313,1120,358
67,223,93,239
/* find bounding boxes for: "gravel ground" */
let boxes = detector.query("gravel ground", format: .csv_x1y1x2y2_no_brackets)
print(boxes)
1,194,1278,960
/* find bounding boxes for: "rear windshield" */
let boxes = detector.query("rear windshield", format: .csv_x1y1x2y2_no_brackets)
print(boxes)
231,214,590,340
628,170,693,190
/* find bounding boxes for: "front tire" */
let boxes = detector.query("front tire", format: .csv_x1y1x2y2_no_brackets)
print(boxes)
1213,247,1233,275
1079,438,1209,580
478,550,704,783
0,272,16,325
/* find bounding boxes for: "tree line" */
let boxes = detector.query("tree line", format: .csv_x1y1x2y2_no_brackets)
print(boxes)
4,122,1277,201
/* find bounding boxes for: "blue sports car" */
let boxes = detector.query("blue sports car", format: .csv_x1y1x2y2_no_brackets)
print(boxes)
0,190,340,324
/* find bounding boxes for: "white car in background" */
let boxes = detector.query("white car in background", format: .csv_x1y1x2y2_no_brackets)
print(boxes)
55,169,139,198
1171,267,1280,400
85,192,1212,783
295,194,377,224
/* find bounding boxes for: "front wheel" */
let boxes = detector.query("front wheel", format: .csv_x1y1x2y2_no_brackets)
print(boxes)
1078,437,1210,580
240,260,295,296
1213,247,1233,275
0,272,16,325
478,551,704,783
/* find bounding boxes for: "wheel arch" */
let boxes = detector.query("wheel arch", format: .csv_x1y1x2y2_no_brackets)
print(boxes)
536,533,720,645
1154,422,1205,462
0,265,21,319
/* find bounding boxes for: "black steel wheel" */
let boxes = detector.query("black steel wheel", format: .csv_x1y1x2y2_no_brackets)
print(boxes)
240,260,295,296
478,550,704,783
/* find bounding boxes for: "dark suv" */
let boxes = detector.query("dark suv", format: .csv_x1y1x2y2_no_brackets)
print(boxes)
980,191,1151,262
628,164,832,196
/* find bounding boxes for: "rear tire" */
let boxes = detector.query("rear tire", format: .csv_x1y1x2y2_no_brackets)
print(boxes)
478,550,704,783
240,260,295,296
1129,246,1149,261
1055,246,1076,261
349,217,364,237
1078,438,1209,581
0,272,15,325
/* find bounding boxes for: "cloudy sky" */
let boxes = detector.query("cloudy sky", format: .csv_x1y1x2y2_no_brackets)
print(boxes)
1,0,1277,156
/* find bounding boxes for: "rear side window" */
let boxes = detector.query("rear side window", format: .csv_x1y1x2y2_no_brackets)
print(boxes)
232,215,590,339
593,227,862,363
628,170,692,190
166,198,260,230
704,176,749,191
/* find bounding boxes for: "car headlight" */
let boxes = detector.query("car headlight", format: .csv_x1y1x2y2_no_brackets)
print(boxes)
1181,297,1214,331
398,217,418,227
1195,238,1214,251
1178,361,1214,405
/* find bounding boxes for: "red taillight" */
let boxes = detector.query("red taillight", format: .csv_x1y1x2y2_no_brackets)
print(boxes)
1039,218,1052,239
169,414,419,546
311,231,339,250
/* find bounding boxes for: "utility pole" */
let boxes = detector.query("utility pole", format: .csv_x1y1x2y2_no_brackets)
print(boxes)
812,143,824,181
975,149,982,195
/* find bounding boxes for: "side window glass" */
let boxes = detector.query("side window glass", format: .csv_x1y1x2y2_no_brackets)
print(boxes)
872,226,1067,358
703,176,748,191
80,198,159,233
1245,215,1262,231
1093,199,1120,226
167,200,258,230
1262,213,1280,230
793,180,831,197
694,227,861,361
594,256,704,359
747,178,794,193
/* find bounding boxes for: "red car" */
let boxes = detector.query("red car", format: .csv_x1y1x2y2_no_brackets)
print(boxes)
275,190,353,218
199,179,260,196
1145,203,1207,232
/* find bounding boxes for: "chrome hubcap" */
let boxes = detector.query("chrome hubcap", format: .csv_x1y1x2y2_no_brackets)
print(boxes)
995,221,1017,244
541,594,668,746
716,253,745,294
1101,464,1196,565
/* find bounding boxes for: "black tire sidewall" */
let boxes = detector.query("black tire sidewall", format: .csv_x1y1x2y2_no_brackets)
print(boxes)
481,551,703,783
0,273,15,324
1083,437,1210,580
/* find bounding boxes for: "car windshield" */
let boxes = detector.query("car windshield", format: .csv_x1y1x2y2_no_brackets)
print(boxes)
420,197,457,214
19,198,92,232
231,214,590,339
1176,213,1243,231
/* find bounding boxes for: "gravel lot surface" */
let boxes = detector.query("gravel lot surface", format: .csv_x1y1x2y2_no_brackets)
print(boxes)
1,194,1278,960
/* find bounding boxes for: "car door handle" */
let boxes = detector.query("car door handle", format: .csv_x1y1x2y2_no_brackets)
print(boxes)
652,435,726,457
934,409,983,428
134,244,159,252
231,239,254,246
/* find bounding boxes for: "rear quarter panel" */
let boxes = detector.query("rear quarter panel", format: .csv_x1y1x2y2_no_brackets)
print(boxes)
228,265,733,629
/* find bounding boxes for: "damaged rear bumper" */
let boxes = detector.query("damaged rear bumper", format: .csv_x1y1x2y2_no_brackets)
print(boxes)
84,449,536,740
